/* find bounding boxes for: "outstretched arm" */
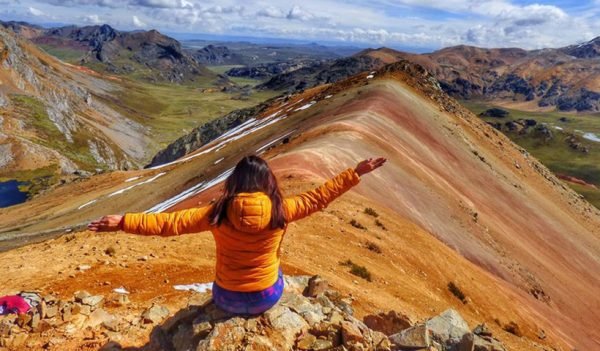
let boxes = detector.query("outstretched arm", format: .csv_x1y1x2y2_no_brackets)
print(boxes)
284,157,386,222
88,206,213,236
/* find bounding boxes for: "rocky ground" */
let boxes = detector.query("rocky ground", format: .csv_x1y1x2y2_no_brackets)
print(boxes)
0,274,510,351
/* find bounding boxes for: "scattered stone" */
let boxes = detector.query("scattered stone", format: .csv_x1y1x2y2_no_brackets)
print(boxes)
426,309,474,351
105,246,117,256
364,310,413,335
45,304,58,318
86,308,115,328
71,303,82,315
142,304,170,324
74,291,91,302
312,338,334,350
77,265,92,271
34,320,51,333
197,317,246,351
0,320,13,336
193,321,213,339
265,305,309,345
296,333,317,349
307,275,328,297
537,329,546,340
329,310,344,326
16,313,32,328
80,305,92,316
102,319,120,332
502,321,522,337
62,303,72,322
81,295,104,310
37,300,47,319
11,332,27,348
389,323,431,349
341,320,364,345
115,294,130,306
474,334,506,351
43,295,58,304
30,312,40,329
473,323,492,337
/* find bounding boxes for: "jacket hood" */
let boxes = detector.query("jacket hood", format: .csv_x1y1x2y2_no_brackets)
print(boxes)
226,192,273,233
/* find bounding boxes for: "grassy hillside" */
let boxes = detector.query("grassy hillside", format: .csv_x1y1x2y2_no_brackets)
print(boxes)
102,78,278,154
462,100,600,208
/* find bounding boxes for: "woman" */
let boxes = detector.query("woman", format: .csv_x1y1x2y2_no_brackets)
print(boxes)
88,155,386,315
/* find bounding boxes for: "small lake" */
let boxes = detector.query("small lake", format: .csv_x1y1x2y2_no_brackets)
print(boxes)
0,180,28,208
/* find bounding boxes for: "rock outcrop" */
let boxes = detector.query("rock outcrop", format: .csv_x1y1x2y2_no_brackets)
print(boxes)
3,22,215,83
192,45,245,66
147,101,268,167
0,276,508,351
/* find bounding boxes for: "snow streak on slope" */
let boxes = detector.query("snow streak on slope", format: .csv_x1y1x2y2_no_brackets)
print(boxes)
145,168,234,213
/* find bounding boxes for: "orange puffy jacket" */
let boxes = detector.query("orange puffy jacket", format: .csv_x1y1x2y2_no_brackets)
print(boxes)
122,168,360,292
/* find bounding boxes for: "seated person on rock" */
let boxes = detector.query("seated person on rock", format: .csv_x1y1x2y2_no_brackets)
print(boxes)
88,155,386,315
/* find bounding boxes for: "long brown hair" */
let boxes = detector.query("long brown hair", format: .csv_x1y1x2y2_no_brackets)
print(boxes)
209,155,286,229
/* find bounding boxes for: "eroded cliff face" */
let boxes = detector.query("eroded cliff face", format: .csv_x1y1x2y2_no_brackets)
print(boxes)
0,27,150,181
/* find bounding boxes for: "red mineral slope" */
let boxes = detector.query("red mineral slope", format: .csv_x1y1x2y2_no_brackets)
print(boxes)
175,64,600,349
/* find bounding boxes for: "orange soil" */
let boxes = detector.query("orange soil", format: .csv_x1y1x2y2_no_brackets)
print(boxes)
0,187,562,351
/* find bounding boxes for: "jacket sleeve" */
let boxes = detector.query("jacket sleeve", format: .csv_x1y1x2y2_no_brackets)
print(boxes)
121,206,212,236
284,168,360,223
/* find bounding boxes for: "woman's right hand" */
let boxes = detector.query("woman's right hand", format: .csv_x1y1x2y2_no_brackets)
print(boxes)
88,215,123,232
355,157,387,176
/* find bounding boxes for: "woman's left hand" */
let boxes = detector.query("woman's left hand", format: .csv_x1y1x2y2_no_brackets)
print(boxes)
88,215,123,232
354,157,387,176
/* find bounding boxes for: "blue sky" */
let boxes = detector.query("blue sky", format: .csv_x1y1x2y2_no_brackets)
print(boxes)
1,0,600,51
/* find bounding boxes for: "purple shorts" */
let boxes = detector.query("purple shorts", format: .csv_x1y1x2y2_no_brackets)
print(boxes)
212,270,284,315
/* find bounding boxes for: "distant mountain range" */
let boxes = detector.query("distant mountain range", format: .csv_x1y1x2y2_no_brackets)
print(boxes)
250,40,600,112
0,21,214,83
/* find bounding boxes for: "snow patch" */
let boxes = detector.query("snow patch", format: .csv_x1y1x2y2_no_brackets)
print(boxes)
256,130,296,154
264,110,282,119
173,282,213,293
146,168,234,213
113,287,129,294
294,101,316,111
583,132,600,143
77,199,97,210
553,126,564,131
214,157,224,165
125,176,141,183
324,95,333,99
148,106,292,171
366,74,374,79
108,172,166,197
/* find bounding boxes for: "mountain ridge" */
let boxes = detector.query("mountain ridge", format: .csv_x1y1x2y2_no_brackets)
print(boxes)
253,40,600,112
0,21,215,83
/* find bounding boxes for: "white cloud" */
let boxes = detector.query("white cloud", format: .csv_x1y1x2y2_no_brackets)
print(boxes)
132,15,146,27
28,6,44,16
81,14,101,24
4,0,600,51
286,5,314,21
131,0,193,9
257,6,285,18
